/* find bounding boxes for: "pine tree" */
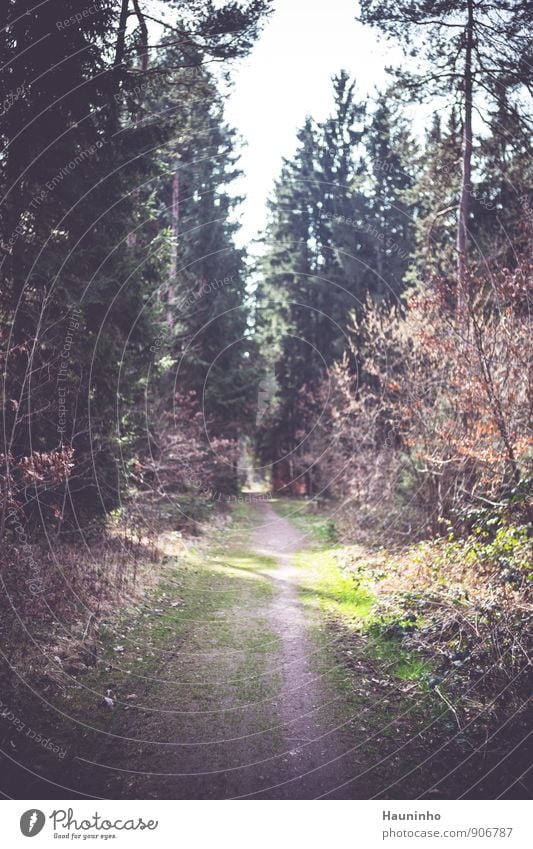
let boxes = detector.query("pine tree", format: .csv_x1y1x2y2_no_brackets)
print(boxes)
0,0,270,529
255,118,322,475
145,64,258,440
364,92,416,299
407,109,462,284
359,0,533,310
255,76,416,482
472,87,533,267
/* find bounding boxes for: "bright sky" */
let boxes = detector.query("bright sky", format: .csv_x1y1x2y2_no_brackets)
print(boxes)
224,0,404,248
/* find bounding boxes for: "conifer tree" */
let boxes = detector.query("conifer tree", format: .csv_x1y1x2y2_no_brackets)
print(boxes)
407,109,462,284
255,76,416,479
359,0,532,310
0,0,270,528
364,92,416,298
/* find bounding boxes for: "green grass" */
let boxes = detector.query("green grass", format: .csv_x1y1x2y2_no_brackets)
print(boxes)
48,508,283,751
271,497,431,685
295,548,374,623
369,635,431,682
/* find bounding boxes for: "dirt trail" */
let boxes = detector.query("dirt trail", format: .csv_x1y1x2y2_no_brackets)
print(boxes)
9,502,530,800
78,501,362,800
246,501,357,798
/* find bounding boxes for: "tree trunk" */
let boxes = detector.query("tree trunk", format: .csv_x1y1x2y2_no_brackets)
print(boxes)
166,169,180,325
113,0,129,77
457,0,474,315
108,0,130,133
131,0,148,74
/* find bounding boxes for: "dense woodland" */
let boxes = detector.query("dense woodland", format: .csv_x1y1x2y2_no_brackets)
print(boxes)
0,0,531,800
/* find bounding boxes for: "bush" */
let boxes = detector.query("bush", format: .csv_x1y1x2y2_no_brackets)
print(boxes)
324,260,532,537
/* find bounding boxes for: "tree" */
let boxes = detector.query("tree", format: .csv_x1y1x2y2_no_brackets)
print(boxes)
158,83,258,437
328,255,533,531
359,0,533,311
407,109,462,284
255,117,322,480
0,0,271,531
472,85,533,267
364,90,416,298
255,76,416,488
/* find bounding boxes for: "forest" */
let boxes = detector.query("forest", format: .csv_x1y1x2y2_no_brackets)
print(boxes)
0,0,531,802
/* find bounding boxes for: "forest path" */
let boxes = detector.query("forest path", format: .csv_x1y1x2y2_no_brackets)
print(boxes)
11,501,531,801
77,501,364,800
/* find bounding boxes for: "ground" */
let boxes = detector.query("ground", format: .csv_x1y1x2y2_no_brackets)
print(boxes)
1,499,530,800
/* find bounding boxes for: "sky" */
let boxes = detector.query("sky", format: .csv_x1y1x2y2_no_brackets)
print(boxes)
223,0,404,248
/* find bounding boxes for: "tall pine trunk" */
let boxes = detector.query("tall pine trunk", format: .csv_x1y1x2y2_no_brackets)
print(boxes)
457,0,474,315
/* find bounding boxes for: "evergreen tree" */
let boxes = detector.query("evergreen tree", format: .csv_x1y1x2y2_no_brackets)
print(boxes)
364,92,416,298
174,105,258,436
0,0,270,529
359,0,533,308
255,77,416,479
472,87,533,267
407,109,462,284
255,118,322,474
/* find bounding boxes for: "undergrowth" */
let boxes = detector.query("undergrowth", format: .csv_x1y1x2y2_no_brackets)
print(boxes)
272,497,532,725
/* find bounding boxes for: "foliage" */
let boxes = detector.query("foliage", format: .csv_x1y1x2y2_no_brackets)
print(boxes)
325,258,532,534
255,75,416,482
0,0,270,535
